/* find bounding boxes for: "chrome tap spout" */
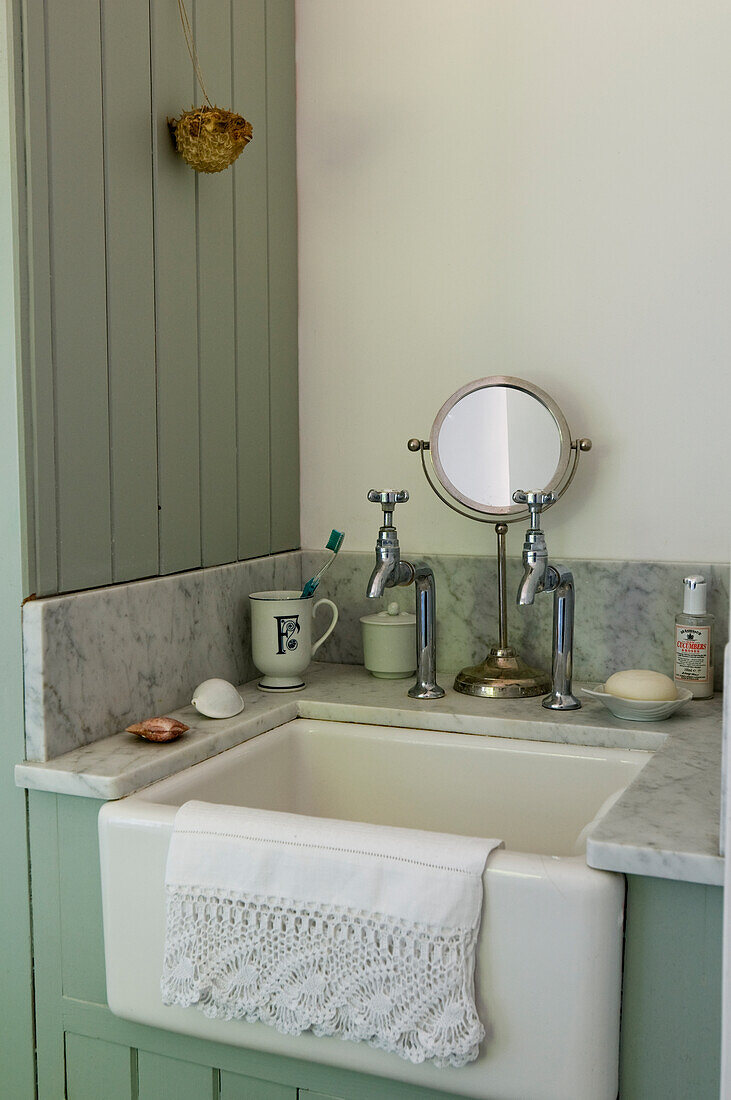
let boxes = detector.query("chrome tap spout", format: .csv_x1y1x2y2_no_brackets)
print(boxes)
513,489,580,711
514,491,551,606
366,526,413,598
365,562,391,600
516,536,549,606
366,489,444,700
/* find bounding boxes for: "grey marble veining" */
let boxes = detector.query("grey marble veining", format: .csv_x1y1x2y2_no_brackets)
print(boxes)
15,663,668,799
24,546,727,765
305,550,729,692
16,662,722,886
24,552,301,761
587,703,723,885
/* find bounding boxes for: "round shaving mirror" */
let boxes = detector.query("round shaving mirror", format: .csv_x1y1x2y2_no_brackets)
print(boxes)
430,377,572,515
409,375,591,699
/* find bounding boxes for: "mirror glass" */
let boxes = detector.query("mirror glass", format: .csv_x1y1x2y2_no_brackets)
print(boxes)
431,381,567,513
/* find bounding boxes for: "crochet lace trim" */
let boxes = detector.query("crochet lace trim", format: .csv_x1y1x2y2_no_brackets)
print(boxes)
161,886,484,1068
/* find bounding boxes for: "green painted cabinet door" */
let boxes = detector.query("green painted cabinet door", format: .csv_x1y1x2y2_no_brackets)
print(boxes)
137,1050,216,1099
620,875,722,1099
298,1092,346,1099
220,1070,296,1099
32,791,725,1100
65,1034,133,1100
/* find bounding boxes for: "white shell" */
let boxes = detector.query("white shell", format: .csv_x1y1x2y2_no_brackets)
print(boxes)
191,678,245,719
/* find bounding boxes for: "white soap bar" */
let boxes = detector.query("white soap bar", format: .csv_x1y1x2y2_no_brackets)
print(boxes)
604,669,678,701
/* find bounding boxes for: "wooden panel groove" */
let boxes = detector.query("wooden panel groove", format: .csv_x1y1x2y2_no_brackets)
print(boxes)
9,0,38,596
196,165,203,561
100,0,114,584
230,0,240,561
151,0,202,575
195,0,238,567
234,0,272,560
101,0,159,584
148,0,161,577
23,0,58,594
264,0,299,553
29,792,66,1099
46,0,113,592
131,1047,140,1100
0,42,37,1080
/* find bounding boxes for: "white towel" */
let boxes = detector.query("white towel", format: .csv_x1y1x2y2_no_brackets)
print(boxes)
161,800,502,1067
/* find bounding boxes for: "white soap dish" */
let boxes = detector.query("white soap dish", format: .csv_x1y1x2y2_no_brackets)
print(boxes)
581,685,693,722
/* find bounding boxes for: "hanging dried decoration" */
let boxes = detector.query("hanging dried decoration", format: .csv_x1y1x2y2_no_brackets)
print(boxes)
167,0,253,174
171,105,253,173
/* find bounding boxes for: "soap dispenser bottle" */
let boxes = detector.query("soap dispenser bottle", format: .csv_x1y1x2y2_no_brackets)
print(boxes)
674,575,714,698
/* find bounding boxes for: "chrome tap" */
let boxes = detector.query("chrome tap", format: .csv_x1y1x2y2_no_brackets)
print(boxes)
366,489,413,597
515,491,554,606
513,490,581,711
366,490,445,700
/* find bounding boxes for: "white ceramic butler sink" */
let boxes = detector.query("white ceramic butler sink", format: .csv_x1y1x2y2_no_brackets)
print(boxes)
99,718,651,1100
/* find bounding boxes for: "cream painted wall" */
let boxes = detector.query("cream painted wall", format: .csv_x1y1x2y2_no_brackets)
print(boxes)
296,0,731,562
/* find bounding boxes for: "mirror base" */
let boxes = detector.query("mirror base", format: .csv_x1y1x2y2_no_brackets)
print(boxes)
454,647,551,699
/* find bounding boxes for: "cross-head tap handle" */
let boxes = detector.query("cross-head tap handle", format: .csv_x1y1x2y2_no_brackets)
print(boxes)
367,489,409,528
512,489,556,530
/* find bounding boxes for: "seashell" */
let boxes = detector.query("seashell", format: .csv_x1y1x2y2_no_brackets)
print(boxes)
191,678,245,719
126,716,189,742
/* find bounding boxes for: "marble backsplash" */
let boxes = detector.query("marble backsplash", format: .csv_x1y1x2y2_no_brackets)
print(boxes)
24,551,301,761
303,550,729,694
24,547,728,761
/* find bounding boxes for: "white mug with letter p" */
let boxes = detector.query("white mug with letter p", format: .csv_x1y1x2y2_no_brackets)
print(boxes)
249,590,339,691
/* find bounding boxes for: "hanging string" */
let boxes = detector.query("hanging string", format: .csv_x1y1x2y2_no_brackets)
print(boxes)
177,0,213,107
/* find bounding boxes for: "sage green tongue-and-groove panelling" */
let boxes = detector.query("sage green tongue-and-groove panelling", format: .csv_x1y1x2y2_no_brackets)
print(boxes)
0,1,35,1093
18,0,298,597
28,792,722,1100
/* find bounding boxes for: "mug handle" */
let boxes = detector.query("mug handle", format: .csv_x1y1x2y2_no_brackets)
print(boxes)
311,598,338,656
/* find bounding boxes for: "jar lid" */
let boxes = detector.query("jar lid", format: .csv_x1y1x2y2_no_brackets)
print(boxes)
360,600,416,626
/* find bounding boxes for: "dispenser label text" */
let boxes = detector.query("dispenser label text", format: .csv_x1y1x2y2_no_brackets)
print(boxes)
674,625,711,683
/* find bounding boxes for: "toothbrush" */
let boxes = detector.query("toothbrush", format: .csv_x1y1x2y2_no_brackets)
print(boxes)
301,530,345,597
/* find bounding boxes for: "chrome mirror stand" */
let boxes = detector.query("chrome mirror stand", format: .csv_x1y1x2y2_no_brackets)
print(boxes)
408,374,591,700
452,522,551,699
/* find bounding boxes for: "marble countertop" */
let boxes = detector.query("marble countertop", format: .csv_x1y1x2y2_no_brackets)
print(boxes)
15,662,723,886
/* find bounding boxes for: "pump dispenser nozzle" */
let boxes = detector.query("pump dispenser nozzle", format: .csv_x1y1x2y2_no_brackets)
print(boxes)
682,575,707,615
